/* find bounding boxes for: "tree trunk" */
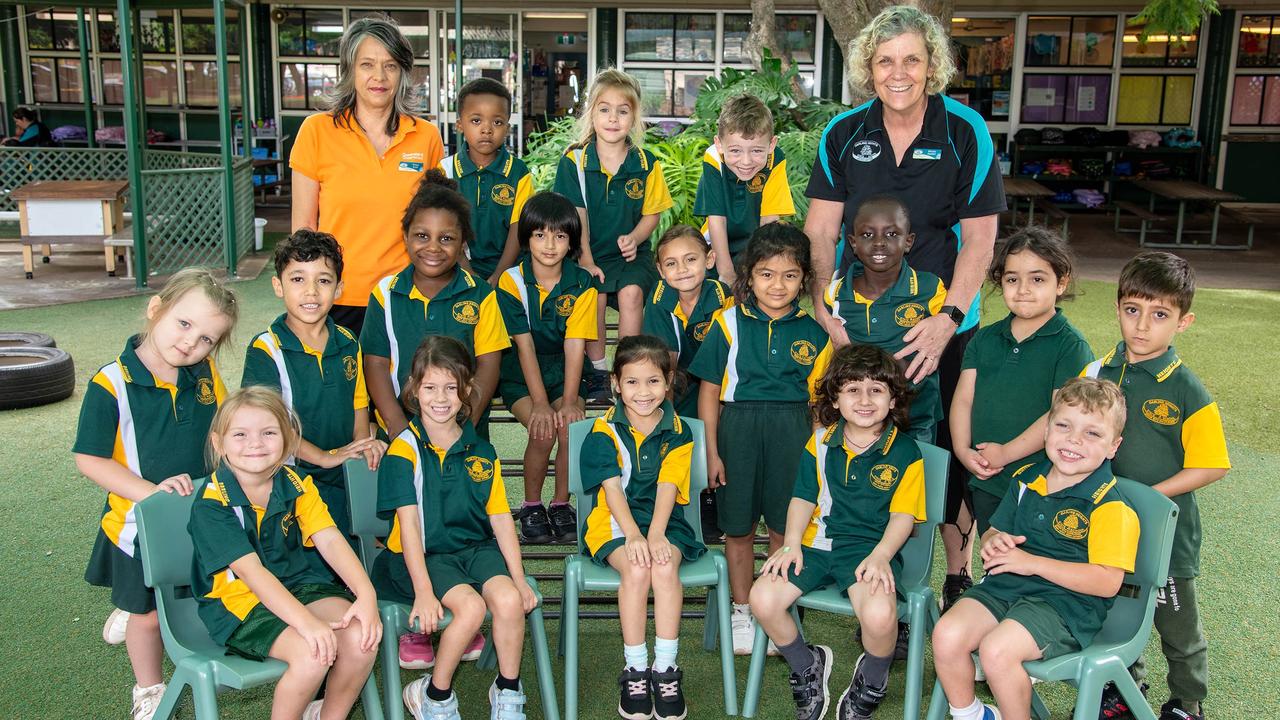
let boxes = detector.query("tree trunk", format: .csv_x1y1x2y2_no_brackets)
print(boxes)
817,0,955,101
743,0,777,69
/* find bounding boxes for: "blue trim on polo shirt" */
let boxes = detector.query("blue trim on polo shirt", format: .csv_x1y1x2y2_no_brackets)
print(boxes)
942,94,994,206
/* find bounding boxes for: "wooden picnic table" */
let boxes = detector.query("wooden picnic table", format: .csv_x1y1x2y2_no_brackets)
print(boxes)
1003,176,1055,224
1131,179,1246,249
11,180,130,278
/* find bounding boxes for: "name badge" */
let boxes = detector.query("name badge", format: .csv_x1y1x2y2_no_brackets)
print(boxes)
398,161,424,172
912,148,942,161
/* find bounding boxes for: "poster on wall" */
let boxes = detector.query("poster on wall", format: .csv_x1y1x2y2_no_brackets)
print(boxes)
992,91,1010,117
1026,87,1056,107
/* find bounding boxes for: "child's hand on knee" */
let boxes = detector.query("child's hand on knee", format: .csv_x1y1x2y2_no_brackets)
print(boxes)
625,534,651,568
761,545,803,580
298,612,339,666
529,401,556,441
856,553,895,595
336,595,383,653
647,534,673,565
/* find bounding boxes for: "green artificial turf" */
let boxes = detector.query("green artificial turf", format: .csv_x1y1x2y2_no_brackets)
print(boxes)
0,272,1276,719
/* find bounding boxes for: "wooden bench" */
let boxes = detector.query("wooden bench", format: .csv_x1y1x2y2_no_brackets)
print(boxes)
104,226,135,278
1032,198,1070,235
1113,200,1163,245
1219,202,1280,249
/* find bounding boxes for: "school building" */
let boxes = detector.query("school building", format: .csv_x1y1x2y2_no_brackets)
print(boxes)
2,1,1279,201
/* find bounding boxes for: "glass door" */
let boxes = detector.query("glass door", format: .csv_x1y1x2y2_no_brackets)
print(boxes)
440,11,521,153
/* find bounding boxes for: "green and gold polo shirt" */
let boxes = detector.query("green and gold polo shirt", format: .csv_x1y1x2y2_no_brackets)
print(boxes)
1082,343,1230,577
440,143,533,280
984,460,1140,645
189,464,337,645
642,278,734,373
963,309,1094,500
794,422,927,551
496,257,599,389
579,401,702,559
73,335,226,558
242,315,368,487
378,419,509,556
360,264,510,396
552,141,674,266
694,144,795,259
689,301,833,403
824,263,947,432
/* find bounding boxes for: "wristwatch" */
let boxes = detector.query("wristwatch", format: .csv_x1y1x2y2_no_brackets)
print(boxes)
938,305,965,327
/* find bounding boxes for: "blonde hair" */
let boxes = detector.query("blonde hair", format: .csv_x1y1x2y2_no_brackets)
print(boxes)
846,5,956,98
717,94,774,139
142,267,239,354
574,68,646,148
207,386,302,473
1052,377,1128,437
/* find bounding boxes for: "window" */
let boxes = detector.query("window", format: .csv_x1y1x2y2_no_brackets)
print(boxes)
180,9,240,55
1021,74,1111,124
27,8,79,50
1231,75,1280,125
625,13,715,63
1116,75,1194,124
1238,16,1280,68
631,69,674,116
722,14,818,64
184,62,242,107
101,60,178,105
279,63,339,111
138,10,176,53
1122,16,1197,67
277,9,343,57
1026,16,1116,67
948,18,1016,120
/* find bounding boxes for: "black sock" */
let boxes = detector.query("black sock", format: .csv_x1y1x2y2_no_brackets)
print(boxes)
857,651,893,689
426,679,451,701
778,636,814,675
496,674,520,691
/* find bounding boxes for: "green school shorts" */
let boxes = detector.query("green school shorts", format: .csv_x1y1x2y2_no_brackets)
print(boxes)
970,489,1004,536
85,529,154,614
224,583,354,661
788,543,903,596
961,585,1080,661
499,352,584,406
715,401,811,536
598,247,659,296
372,540,511,604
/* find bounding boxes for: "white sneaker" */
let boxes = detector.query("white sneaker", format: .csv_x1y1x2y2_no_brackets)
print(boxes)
131,683,165,720
302,700,324,720
489,679,528,720
766,639,781,657
404,676,462,720
104,608,129,645
731,607,755,656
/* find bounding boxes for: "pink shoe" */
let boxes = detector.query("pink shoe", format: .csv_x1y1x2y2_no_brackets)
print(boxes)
461,632,486,662
398,631,435,670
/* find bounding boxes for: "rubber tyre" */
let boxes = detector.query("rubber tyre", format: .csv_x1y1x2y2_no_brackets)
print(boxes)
0,346,76,410
0,331,56,348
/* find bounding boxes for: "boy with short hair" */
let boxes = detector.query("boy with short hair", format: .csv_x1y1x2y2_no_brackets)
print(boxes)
694,94,795,284
932,377,1140,720
440,77,534,285
241,229,386,536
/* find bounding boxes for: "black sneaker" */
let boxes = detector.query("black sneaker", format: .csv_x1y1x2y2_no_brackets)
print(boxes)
548,503,577,542
1159,700,1204,720
788,644,833,720
941,571,973,612
583,368,612,402
700,490,722,543
1096,681,1148,719
650,666,687,720
893,622,910,661
836,653,887,720
515,505,554,544
618,667,653,720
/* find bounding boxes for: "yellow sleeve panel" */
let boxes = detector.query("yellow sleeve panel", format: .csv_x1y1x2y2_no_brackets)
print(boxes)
760,159,796,217
1087,500,1140,573
296,475,338,546
807,341,834,403
927,278,948,315
889,457,928,522
353,349,369,410
642,161,676,216
473,291,513,356
656,441,693,505
388,437,417,464
497,268,523,301
566,287,600,341
92,371,118,398
1181,402,1231,469
486,459,511,515
210,359,227,404
511,174,534,224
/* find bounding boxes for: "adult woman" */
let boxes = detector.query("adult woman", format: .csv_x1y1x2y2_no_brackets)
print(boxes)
290,14,444,334
803,5,1004,605
2,107,52,146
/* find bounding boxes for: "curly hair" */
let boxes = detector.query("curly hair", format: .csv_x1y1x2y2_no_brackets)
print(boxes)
812,344,913,430
401,168,475,247
846,5,956,98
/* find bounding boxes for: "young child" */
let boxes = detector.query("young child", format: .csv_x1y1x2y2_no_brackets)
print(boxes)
750,344,926,720
440,77,533,285
242,229,387,537
361,168,512,442
689,221,833,655
931,377,1140,720
495,191,598,544
554,68,674,387
188,387,380,720
694,94,795,284
73,268,238,720
944,226,1093,609
370,336,537,720
579,335,706,720
823,194,947,442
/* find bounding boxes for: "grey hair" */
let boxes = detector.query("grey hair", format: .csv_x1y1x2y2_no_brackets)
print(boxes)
846,5,956,98
321,13,422,135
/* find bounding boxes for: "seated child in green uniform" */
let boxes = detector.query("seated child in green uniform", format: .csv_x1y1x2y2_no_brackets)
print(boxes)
370,336,537,720
73,268,238,719
578,335,706,720
690,222,833,655
495,191,599,544
823,194,947,442
945,226,1092,608
242,229,387,537
932,378,1140,720
750,344,927,720
694,94,795,284
440,77,533,285
554,68,674,383
188,387,380,720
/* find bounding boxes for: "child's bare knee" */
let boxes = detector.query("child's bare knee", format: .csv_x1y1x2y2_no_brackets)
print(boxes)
488,583,524,620
931,617,974,660
617,286,643,309
749,582,782,617
620,561,652,589
858,595,898,634
978,634,1023,672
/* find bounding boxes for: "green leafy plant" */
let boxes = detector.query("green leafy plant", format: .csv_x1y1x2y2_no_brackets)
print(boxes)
1129,0,1218,42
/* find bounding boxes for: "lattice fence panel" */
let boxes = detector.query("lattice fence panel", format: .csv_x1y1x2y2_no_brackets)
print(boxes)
0,148,128,212
142,168,226,274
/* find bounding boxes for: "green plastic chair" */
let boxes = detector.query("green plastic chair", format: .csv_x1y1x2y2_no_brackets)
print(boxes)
740,441,950,720
562,416,737,720
134,487,384,719
924,478,1178,720
344,457,561,720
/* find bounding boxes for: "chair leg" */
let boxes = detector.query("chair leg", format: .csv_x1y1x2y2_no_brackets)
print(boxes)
563,563,581,720
186,664,221,720
741,621,770,718
702,588,718,652
380,606,407,720
1111,666,1157,720
1071,664,1110,720
477,625,498,671
924,678,950,720
527,604,562,720
152,666,190,720
360,673,387,720
713,556,738,716
903,591,932,720
1032,687,1052,720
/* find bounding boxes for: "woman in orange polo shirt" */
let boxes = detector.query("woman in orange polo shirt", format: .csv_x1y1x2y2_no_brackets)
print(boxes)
291,14,444,334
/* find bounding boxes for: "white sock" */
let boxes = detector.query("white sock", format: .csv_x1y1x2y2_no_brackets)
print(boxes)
950,697,985,720
623,642,648,671
733,602,751,616
591,357,607,372
653,636,678,672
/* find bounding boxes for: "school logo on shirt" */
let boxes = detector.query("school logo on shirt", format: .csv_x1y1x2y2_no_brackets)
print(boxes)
693,321,713,342
1053,508,1089,540
852,140,881,162
555,294,576,317
465,456,494,482
452,300,481,325
343,355,358,382
747,174,766,193
280,510,296,537
659,442,670,459
894,303,927,328
491,184,516,206
1142,399,1180,426
869,464,899,490
790,340,818,365
625,178,645,200
196,378,217,405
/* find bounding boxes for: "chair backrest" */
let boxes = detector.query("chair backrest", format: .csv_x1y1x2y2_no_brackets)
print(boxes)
897,441,950,591
567,416,709,554
345,457,389,572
